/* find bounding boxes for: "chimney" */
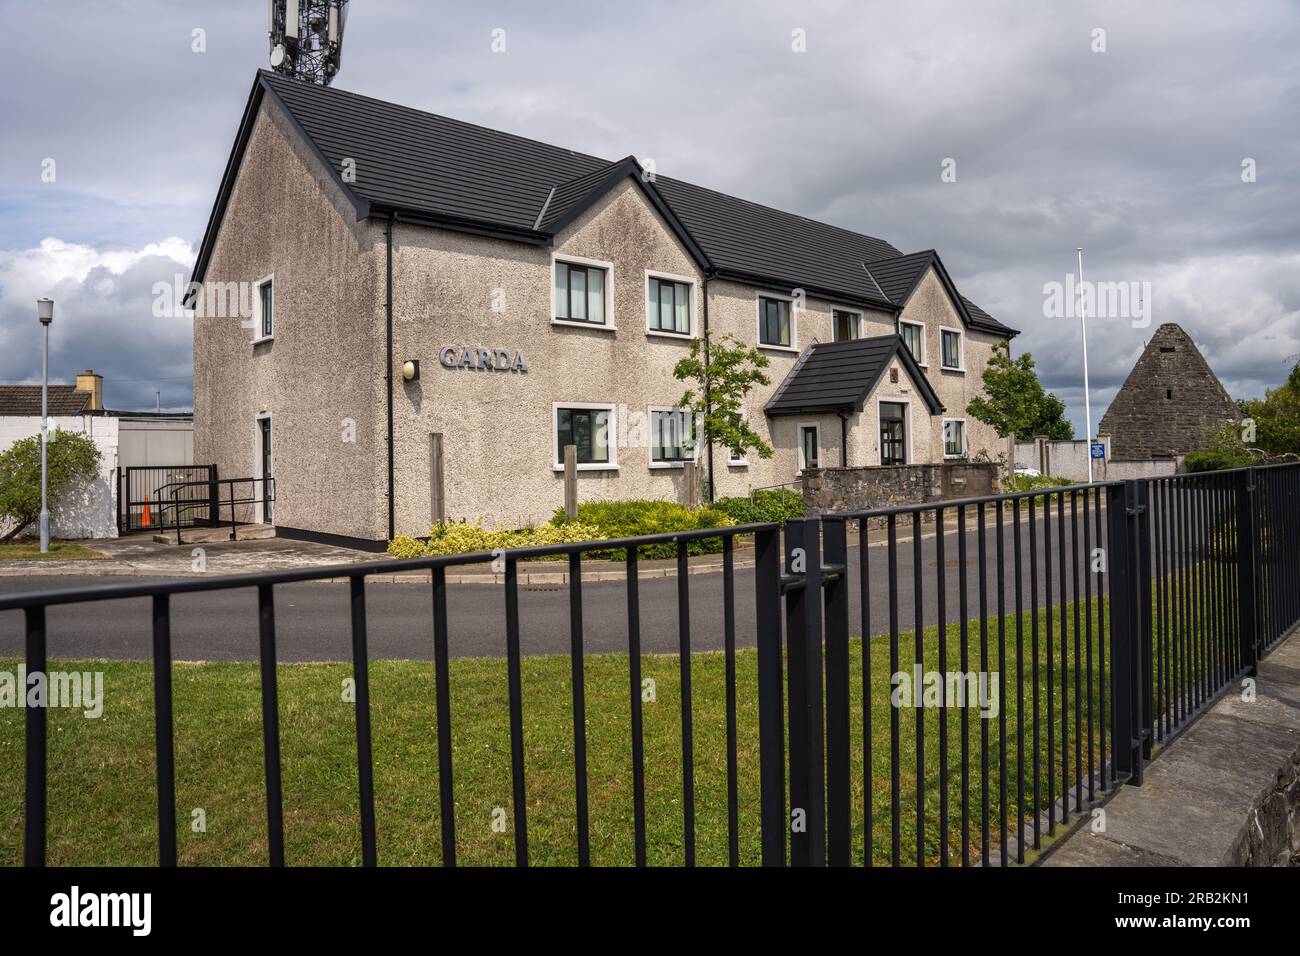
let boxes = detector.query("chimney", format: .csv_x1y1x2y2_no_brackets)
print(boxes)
75,369,103,410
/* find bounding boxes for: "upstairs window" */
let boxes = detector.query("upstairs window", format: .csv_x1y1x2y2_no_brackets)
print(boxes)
899,321,924,364
648,276,692,335
833,309,862,342
759,296,792,348
258,278,273,338
940,328,963,370
555,260,607,325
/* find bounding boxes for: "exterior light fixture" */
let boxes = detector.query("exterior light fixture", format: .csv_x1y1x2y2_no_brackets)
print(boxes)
402,359,419,382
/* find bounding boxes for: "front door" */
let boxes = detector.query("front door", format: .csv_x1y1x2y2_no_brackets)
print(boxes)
259,417,273,523
880,402,906,465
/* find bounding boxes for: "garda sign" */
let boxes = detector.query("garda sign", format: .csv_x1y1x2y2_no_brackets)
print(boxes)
439,346,528,373
1090,441,1106,459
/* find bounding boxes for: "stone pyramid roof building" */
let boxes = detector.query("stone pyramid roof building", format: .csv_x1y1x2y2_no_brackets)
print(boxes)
1098,323,1239,460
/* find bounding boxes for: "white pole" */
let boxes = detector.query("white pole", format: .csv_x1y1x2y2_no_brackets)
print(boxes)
1077,247,1094,483
39,320,50,553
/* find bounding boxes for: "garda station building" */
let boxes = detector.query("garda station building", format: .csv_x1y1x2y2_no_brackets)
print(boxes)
190,71,1017,549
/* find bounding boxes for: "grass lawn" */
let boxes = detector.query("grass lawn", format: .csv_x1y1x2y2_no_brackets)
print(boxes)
0,575,1232,866
0,540,105,561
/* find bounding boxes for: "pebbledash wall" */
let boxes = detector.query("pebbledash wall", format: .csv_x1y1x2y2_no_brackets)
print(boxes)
195,95,1011,547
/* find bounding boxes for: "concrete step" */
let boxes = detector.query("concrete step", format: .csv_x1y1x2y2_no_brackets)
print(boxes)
152,524,276,545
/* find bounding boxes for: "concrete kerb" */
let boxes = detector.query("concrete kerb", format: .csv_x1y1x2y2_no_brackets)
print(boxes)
0,497,1088,584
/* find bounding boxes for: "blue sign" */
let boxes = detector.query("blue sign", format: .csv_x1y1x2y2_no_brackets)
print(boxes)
1090,442,1106,459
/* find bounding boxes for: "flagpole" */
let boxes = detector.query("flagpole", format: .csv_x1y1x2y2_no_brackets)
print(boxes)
1077,247,1094,482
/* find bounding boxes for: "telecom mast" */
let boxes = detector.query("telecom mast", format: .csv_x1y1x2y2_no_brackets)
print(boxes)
267,1,348,85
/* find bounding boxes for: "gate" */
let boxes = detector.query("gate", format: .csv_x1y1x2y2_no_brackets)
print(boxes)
117,465,218,533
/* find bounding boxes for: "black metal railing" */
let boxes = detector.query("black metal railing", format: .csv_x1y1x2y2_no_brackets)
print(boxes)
10,462,1300,867
154,476,276,544
117,465,217,533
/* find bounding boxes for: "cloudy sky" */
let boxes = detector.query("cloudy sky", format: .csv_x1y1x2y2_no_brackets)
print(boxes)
1,0,1296,426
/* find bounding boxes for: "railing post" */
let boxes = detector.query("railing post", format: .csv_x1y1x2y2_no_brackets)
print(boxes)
753,525,785,866
1107,480,1147,785
1236,467,1259,677
822,516,851,866
1135,480,1154,761
208,464,220,528
784,517,825,866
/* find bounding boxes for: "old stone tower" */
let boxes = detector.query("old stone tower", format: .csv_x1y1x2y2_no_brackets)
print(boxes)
1098,323,1238,460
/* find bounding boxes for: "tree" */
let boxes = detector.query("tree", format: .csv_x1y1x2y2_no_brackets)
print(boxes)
0,429,102,541
966,341,1074,441
1187,360,1300,471
674,332,773,484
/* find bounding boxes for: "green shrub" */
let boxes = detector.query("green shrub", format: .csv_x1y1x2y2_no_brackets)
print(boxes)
1004,473,1074,494
0,429,101,540
713,488,803,526
551,499,734,559
387,534,426,559
387,519,605,559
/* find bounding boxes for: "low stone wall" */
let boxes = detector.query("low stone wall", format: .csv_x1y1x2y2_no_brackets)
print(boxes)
802,462,1001,517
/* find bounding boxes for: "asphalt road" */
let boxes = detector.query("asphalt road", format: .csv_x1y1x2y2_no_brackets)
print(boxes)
0,507,1122,662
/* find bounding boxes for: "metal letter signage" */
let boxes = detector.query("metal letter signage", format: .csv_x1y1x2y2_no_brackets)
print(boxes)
438,346,528,373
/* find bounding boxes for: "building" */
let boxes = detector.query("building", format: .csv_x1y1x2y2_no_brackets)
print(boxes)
190,71,1019,549
1098,323,1239,460
0,371,194,538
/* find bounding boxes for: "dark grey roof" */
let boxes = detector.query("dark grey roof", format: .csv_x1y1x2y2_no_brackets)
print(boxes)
191,72,1016,333
765,336,944,416
0,385,92,416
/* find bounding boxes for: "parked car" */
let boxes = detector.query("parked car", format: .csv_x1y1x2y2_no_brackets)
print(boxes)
1014,465,1041,478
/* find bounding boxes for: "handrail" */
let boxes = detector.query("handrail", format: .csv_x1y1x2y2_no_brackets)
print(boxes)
155,476,276,544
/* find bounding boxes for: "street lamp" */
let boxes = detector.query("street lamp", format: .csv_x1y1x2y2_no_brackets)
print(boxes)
37,298,53,554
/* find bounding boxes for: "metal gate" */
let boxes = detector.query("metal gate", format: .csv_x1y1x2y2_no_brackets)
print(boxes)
117,465,217,533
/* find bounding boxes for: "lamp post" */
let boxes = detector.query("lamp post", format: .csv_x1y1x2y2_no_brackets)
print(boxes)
37,298,53,553
1076,248,1094,483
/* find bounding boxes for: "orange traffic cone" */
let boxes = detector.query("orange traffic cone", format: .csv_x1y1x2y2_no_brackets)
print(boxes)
142,496,152,528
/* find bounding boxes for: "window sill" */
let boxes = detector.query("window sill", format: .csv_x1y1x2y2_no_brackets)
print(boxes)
552,318,615,332
940,365,965,373
759,343,799,354
727,460,748,468
646,329,695,341
552,463,618,472
252,335,274,347
649,460,699,470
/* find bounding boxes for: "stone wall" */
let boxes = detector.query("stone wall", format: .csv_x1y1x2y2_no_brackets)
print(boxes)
801,462,1001,517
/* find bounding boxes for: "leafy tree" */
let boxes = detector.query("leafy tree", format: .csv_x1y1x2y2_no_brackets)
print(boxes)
1188,360,1300,471
674,332,773,484
0,430,102,541
966,341,1074,441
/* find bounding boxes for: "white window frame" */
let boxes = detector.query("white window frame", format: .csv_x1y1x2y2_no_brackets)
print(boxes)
646,404,699,468
552,254,616,331
756,291,798,353
552,401,619,471
832,307,864,342
644,270,698,339
728,408,750,467
876,396,913,466
898,319,926,367
939,325,965,372
943,418,968,459
796,421,821,475
252,274,274,345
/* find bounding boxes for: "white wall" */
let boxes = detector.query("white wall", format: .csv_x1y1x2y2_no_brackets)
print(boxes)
1014,436,1178,481
0,415,119,539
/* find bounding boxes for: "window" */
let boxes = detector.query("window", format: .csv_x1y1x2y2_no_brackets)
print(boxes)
943,419,967,458
940,328,963,370
650,408,694,464
880,402,907,465
555,405,614,468
647,275,692,335
728,408,750,466
899,321,924,364
759,296,792,348
554,259,608,325
798,424,820,473
257,278,273,339
833,309,862,342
